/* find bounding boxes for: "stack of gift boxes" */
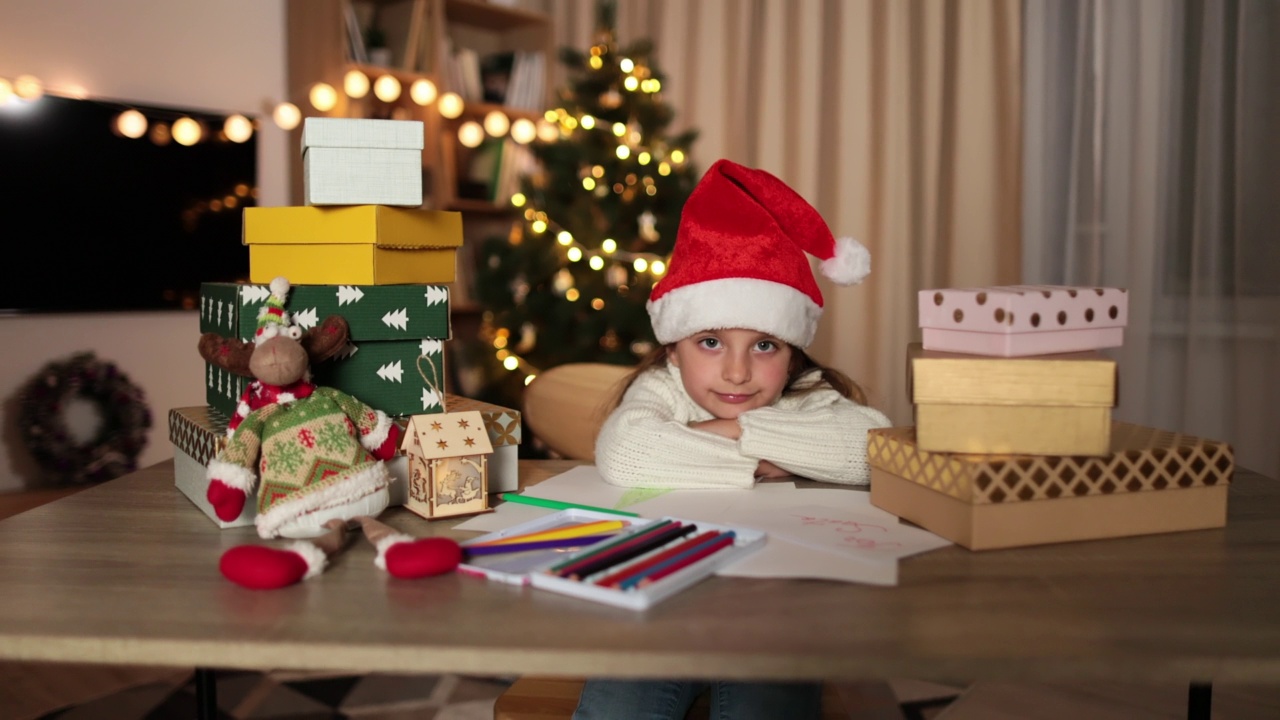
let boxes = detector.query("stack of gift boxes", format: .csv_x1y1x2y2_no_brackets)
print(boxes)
169,117,522,529
868,285,1234,550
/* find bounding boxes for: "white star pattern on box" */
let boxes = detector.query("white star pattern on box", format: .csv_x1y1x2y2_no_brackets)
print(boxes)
419,339,442,356
424,286,449,305
421,387,441,410
293,307,319,329
382,309,409,330
337,286,365,305
242,285,271,304
376,360,404,383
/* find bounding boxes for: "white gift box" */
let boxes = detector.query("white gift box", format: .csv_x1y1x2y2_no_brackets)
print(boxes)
301,118,424,207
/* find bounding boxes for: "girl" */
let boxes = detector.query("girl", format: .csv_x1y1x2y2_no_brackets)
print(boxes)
576,159,891,719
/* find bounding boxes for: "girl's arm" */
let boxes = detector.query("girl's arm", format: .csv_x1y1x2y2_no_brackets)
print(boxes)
594,374,760,489
737,388,892,486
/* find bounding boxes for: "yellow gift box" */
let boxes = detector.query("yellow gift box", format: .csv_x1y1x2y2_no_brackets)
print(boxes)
243,205,463,285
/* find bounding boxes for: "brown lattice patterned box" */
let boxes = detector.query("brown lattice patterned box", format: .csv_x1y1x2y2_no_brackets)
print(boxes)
867,423,1233,550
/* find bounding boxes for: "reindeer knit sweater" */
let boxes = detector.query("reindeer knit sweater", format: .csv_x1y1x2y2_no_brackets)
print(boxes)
594,365,892,489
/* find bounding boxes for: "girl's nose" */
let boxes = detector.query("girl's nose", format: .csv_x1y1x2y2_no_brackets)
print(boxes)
722,351,750,384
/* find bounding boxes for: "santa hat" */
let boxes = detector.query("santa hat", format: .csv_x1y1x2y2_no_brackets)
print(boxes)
254,277,293,343
646,159,870,348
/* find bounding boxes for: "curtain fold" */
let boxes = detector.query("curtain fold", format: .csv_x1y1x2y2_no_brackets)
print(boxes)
528,0,1023,425
1023,0,1279,478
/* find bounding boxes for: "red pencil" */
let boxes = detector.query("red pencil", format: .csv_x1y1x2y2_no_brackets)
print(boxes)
631,531,737,589
558,523,697,580
594,530,720,588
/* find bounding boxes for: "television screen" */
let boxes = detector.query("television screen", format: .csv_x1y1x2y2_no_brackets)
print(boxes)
0,94,256,313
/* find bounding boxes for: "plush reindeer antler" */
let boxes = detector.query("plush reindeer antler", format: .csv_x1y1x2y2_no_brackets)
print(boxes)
198,315,352,377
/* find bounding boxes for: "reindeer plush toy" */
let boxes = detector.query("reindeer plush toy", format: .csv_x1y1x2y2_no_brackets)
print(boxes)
200,278,460,589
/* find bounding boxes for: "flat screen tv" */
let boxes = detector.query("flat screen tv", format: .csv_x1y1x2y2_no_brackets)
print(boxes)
0,94,255,313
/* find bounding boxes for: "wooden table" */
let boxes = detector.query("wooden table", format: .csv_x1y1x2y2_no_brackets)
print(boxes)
0,460,1277,691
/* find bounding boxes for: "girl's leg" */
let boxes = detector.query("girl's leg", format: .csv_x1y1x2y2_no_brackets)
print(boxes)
572,678,707,720
711,680,823,720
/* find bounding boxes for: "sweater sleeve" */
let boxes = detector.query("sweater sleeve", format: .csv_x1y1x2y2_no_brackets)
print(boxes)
736,385,892,486
594,371,761,489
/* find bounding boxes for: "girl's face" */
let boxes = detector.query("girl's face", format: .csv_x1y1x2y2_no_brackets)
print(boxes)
668,328,794,420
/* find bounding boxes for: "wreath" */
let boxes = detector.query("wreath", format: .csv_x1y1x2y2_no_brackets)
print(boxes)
18,352,153,485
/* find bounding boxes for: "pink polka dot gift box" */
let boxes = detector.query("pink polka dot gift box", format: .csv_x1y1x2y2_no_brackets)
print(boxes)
918,285,1128,357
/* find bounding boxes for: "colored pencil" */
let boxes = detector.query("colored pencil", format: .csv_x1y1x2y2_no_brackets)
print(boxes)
594,530,722,588
498,493,640,517
547,519,677,574
560,523,699,580
462,534,618,557
467,520,628,547
629,531,738,589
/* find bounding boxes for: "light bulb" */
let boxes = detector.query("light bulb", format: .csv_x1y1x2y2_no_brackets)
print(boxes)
536,120,559,142
510,117,536,144
273,102,301,130
373,74,401,102
343,69,370,98
172,117,203,146
223,114,253,143
410,78,437,105
457,120,485,148
438,92,464,119
309,82,338,112
0,78,12,104
483,110,510,137
116,110,148,139
14,74,42,100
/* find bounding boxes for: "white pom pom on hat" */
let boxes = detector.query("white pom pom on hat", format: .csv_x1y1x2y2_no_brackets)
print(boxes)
646,159,870,349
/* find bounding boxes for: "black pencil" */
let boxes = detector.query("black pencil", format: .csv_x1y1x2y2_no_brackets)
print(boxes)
562,523,699,580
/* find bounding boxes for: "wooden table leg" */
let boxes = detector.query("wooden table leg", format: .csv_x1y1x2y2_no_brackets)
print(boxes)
1187,682,1211,720
195,668,217,719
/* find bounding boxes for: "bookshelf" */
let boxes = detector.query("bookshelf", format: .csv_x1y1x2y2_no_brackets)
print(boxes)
284,0,552,213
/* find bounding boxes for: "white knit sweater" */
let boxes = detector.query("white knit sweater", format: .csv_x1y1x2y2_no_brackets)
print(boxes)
594,364,892,489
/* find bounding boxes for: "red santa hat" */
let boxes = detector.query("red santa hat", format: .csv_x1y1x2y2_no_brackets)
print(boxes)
647,159,870,348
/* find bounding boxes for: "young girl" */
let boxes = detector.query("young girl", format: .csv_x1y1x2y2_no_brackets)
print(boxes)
576,159,891,719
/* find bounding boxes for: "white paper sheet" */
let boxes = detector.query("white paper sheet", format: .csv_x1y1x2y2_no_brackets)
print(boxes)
731,503,952,563
718,536,898,585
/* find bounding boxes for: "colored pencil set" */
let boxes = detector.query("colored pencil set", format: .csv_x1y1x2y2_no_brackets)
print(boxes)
458,509,766,610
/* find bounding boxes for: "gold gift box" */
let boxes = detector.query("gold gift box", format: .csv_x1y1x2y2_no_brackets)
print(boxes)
867,422,1233,550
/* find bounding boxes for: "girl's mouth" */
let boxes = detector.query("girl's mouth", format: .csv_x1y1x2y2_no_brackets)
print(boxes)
715,392,754,404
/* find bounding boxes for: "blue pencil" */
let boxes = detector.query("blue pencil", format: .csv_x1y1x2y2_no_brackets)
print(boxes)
619,531,737,590
462,534,617,557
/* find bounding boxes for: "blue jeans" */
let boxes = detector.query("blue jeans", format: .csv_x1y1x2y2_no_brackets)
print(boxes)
571,678,823,720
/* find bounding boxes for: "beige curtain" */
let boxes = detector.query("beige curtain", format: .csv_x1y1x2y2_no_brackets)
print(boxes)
524,0,1022,425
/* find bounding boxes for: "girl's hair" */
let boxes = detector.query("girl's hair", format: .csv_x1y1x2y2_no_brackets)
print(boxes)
607,342,868,410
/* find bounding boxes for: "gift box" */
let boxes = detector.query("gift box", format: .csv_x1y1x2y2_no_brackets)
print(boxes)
918,285,1128,356
199,281,451,418
243,205,463,285
301,117,424,207
866,423,1233,550
445,393,522,494
908,344,1117,455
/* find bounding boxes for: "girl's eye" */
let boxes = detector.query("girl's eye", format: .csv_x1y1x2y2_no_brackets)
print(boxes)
755,340,777,352
697,337,721,349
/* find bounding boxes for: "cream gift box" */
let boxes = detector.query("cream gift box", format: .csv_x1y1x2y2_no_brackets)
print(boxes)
302,117,424,206
243,205,463,286
918,285,1128,356
867,423,1233,551
908,344,1117,456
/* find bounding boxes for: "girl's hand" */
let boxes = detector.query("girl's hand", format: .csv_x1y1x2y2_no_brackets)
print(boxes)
754,460,790,480
689,418,742,440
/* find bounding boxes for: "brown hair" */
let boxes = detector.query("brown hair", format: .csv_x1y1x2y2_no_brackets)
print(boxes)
607,343,867,410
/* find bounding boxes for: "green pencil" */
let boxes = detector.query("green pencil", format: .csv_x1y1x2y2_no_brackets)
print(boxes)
498,493,640,518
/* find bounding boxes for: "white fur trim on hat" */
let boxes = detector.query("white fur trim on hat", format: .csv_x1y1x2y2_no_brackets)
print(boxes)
207,459,257,494
360,410,393,452
647,277,822,348
821,237,871,285
284,540,328,580
255,462,392,539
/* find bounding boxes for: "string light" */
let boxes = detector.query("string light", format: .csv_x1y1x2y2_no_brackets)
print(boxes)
273,102,301,130
309,82,338,112
343,69,370,99
223,114,253,143
373,74,401,102
13,74,42,100
510,117,536,144
484,109,510,137
0,78,13,104
172,117,203,146
458,120,485,148
438,92,464,119
410,78,437,106
115,109,148,139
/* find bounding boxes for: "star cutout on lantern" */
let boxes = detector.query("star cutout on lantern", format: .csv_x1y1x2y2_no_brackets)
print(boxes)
431,421,443,431
436,439,449,450
457,419,471,428
464,436,476,447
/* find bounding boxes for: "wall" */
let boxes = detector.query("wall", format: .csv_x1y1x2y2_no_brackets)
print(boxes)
0,0,288,491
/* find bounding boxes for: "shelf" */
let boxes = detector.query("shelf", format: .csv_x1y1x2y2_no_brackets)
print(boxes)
443,0,549,30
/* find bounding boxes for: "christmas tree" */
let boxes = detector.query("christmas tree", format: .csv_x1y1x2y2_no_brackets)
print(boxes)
464,0,700,411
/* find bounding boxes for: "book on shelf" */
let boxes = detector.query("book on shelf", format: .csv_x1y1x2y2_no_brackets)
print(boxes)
341,0,368,64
